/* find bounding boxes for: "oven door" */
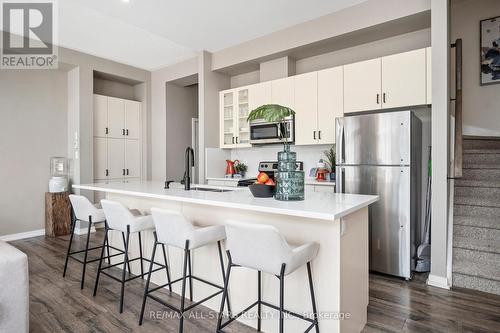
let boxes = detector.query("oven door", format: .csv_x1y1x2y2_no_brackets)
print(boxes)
250,121,294,144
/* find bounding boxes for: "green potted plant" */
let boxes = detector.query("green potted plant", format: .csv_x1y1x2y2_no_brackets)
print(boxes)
323,144,336,181
247,104,304,201
235,162,247,177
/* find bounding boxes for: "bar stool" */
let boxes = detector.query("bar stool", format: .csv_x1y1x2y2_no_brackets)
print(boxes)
217,221,320,333
64,194,114,289
139,208,231,333
93,199,172,313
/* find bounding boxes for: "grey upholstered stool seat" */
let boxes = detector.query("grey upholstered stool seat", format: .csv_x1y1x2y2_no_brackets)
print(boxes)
139,208,230,333
64,194,113,290
94,199,171,313
217,220,320,333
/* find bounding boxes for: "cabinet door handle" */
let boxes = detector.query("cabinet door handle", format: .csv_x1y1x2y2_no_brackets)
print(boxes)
383,93,387,104
122,129,125,136
105,169,108,177
313,131,316,140
122,169,126,176
235,137,239,144
105,127,109,135
126,129,129,136
376,93,380,104
318,130,321,140
126,169,129,176
232,137,235,144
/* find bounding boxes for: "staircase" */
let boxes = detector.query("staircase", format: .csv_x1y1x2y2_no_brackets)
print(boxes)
453,137,500,295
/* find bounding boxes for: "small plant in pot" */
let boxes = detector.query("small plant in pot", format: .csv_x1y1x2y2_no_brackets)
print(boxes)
323,144,336,181
247,104,305,201
235,162,247,178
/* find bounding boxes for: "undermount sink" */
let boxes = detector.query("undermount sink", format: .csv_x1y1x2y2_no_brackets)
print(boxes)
191,187,233,193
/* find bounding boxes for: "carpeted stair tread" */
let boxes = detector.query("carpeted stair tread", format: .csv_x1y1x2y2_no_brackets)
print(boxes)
453,225,500,253
453,248,500,281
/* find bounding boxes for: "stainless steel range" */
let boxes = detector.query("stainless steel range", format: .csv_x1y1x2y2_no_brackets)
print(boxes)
237,161,303,186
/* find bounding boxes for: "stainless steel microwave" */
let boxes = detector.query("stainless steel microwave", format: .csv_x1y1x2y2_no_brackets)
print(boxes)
249,117,295,144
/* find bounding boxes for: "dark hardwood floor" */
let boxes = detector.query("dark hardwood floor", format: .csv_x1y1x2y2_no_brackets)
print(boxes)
9,232,500,333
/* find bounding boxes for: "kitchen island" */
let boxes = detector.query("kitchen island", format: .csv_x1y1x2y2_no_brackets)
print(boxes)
73,180,378,333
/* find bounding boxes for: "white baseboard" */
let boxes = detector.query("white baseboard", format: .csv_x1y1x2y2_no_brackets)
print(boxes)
427,274,451,290
0,229,45,242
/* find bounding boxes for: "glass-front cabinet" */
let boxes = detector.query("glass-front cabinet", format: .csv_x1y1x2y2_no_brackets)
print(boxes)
219,87,251,148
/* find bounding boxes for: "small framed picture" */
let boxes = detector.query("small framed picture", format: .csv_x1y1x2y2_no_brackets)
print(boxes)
480,15,500,85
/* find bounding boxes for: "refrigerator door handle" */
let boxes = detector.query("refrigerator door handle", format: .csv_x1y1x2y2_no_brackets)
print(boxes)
337,167,345,194
341,124,346,164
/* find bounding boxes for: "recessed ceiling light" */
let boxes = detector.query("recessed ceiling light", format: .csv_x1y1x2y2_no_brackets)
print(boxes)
122,0,129,2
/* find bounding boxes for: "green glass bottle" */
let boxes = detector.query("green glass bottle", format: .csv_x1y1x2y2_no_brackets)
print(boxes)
275,144,305,201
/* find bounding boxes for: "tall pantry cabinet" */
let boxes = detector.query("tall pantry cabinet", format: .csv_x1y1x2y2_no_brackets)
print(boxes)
93,94,142,181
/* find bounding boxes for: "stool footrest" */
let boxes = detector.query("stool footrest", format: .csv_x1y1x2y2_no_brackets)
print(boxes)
145,273,224,314
218,300,318,331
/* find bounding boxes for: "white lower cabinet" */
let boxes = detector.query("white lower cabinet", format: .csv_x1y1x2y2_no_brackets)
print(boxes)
94,137,108,180
125,140,141,178
107,138,126,179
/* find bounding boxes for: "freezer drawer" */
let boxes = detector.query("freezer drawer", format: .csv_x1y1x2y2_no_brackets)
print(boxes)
336,111,411,165
336,165,413,278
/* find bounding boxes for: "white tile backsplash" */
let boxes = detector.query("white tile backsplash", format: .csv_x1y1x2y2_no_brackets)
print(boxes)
228,144,333,178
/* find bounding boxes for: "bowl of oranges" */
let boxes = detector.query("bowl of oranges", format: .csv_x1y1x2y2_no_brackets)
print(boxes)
249,172,276,198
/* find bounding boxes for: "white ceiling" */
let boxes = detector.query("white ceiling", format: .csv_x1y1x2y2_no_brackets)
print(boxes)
59,0,367,71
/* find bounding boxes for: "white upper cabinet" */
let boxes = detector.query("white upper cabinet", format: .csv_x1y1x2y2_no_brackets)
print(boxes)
107,97,126,138
124,100,141,139
220,90,235,148
93,95,108,137
381,48,426,109
249,81,271,111
294,72,318,146
271,77,295,108
426,47,432,104
219,47,431,147
318,66,343,145
344,58,382,113
219,87,252,148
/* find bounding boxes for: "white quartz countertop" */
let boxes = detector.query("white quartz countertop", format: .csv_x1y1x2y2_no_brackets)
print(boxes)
73,180,377,221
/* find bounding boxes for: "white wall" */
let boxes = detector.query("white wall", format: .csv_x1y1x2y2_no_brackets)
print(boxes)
165,83,198,181
0,70,68,236
451,0,500,136
93,77,137,101
151,57,198,180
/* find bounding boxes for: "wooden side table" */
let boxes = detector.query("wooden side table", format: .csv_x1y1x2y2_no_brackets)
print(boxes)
45,192,71,237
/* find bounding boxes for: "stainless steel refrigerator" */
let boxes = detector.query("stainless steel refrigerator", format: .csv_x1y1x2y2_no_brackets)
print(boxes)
336,110,422,279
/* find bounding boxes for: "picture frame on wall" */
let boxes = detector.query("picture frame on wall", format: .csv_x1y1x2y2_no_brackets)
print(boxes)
480,15,500,86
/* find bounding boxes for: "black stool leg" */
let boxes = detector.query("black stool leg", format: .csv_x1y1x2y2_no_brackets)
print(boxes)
139,232,158,326
93,222,109,296
121,232,132,273
187,249,193,302
179,240,190,333
119,225,130,313
216,251,233,331
307,262,320,333
257,270,262,331
217,241,232,316
63,217,77,277
138,231,144,279
80,216,93,289
105,220,111,265
161,243,172,292
279,264,286,333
